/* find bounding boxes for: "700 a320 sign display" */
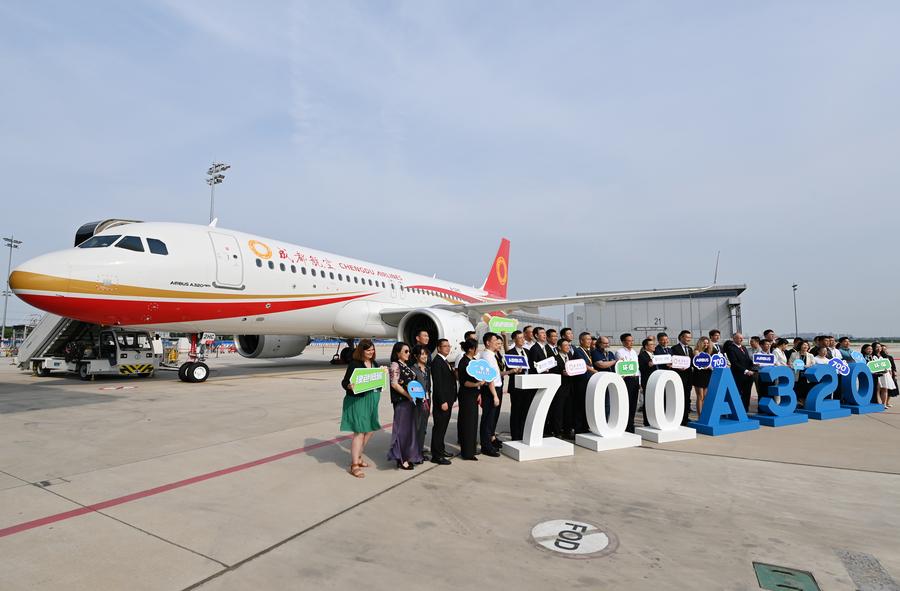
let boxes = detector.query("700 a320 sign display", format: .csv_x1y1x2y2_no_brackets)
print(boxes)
501,363,885,462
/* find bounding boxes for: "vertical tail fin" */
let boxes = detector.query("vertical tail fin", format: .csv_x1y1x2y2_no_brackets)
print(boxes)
481,238,510,299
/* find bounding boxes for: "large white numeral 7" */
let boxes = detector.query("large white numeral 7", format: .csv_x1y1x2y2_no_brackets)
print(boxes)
501,374,574,461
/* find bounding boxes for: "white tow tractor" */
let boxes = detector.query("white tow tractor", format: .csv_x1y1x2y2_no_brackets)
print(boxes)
29,327,161,380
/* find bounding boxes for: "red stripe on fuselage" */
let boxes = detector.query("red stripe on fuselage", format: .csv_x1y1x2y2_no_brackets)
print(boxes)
406,284,482,304
18,292,374,326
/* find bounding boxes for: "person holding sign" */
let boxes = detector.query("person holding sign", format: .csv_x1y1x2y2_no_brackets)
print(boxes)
873,343,895,407
409,345,432,463
548,339,575,438
340,339,383,479
478,332,504,457
387,342,422,470
773,338,790,366
570,332,599,436
789,340,814,405
429,339,456,464
507,330,532,441
638,336,657,427
615,333,641,433
692,337,712,417
456,339,484,460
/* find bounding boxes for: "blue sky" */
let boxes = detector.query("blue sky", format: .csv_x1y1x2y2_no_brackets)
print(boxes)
2,1,899,336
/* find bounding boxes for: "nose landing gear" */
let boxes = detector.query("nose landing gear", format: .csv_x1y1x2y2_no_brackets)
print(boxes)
178,333,210,383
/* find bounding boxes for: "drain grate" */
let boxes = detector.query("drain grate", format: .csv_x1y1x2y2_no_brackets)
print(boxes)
753,562,820,591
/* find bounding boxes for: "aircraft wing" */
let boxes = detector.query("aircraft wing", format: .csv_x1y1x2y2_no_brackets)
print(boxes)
380,285,716,325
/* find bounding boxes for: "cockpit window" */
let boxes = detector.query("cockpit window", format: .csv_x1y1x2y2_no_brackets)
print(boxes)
115,236,144,252
78,235,121,248
147,238,168,255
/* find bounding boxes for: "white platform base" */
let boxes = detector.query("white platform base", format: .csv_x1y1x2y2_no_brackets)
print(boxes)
634,425,697,443
575,432,643,452
501,438,575,461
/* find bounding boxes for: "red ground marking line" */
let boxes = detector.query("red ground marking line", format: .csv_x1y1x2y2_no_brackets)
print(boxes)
0,422,396,539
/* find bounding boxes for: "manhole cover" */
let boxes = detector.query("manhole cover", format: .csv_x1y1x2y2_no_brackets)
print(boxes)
531,520,617,559
753,562,820,591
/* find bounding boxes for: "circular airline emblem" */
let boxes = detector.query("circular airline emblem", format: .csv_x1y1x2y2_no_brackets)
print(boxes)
531,520,617,559
495,256,508,286
248,240,272,260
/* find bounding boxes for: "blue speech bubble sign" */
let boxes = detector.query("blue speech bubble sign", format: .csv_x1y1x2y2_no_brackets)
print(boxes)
688,368,760,435
750,366,808,427
466,359,499,382
711,354,727,369
407,380,426,399
828,358,850,377
792,358,805,371
693,352,711,369
850,351,865,363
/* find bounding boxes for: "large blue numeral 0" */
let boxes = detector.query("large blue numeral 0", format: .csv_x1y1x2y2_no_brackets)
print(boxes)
799,364,851,420
750,366,808,427
688,368,759,435
840,362,884,414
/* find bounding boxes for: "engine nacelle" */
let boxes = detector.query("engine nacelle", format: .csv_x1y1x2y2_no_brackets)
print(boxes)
236,335,311,359
397,308,475,362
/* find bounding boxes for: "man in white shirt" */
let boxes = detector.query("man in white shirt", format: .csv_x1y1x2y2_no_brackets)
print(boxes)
615,333,640,433
478,332,504,456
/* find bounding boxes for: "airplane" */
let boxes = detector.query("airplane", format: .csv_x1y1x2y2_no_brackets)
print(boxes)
9,219,713,382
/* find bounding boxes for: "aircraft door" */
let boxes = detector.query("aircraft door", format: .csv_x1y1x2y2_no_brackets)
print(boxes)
209,232,244,289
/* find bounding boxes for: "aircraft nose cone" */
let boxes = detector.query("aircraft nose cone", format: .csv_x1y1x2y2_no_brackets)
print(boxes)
8,254,71,313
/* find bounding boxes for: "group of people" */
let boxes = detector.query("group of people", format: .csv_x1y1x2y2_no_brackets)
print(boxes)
339,326,898,478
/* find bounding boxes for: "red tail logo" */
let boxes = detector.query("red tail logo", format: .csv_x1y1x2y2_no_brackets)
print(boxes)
482,238,510,299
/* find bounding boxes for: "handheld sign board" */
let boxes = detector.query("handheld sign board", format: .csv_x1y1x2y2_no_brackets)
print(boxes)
466,359,499,382
349,367,386,394
850,351,865,363
829,358,850,377
692,353,711,370
535,357,558,374
615,360,638,377
753,353,775,366
407,380,426,399
652,354,672,365
504,354,529,370
671,355,691,370
867,358,891,374
711,354,727,369
792,358,806,371
565,359,587,376
488,316,518,333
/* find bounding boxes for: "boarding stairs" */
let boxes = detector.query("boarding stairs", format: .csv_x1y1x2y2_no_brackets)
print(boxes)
14,314,96,371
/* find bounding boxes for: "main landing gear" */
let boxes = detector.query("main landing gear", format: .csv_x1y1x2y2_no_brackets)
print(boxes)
178,333,210,383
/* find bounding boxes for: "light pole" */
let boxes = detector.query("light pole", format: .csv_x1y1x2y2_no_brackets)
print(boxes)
206,162,231,224
2,236,23,350
792,283,799,338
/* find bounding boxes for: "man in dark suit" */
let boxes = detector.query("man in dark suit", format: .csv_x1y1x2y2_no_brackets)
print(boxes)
672,330,694,424
429,338,457,464
507,330,531,441
528,327,551,372
724,332,755,412
654,332,673,368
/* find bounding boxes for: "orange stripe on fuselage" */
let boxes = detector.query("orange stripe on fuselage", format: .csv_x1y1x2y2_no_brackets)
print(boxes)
9,271,358,301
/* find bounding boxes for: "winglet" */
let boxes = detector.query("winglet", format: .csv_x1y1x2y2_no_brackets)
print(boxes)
481,238,510,299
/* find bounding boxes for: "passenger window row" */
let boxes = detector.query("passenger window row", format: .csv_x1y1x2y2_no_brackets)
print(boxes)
78,234,168,255
254,258,397,289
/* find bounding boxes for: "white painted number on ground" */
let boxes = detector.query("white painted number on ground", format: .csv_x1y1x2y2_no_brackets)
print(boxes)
531,520,612,557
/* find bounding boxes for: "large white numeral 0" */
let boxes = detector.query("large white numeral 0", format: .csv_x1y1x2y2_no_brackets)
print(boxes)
575,373,642,451
634,370,696,443
501,374,574,461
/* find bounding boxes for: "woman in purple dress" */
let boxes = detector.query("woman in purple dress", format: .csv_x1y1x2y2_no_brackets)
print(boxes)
387,342,422,469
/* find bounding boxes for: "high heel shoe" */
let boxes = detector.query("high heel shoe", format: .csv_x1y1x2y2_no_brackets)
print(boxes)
396,460,414,470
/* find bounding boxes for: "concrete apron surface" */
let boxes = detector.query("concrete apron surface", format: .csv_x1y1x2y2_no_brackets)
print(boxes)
0,352,898,590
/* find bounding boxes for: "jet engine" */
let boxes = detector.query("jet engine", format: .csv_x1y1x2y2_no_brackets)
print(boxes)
396,308,475,361
236,335,312,359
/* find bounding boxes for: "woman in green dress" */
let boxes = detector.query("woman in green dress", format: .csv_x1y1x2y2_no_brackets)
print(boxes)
340,339,382,478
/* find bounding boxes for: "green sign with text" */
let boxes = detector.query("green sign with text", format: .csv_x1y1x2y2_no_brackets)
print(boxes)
349,367,387,394
488,316,518,333
867,359,892,373
615,360,639,377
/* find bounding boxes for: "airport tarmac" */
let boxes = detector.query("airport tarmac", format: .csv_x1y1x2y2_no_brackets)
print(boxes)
0,348,898,590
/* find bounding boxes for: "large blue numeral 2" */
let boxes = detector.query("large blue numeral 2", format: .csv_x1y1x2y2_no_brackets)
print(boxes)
799,365,851,420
